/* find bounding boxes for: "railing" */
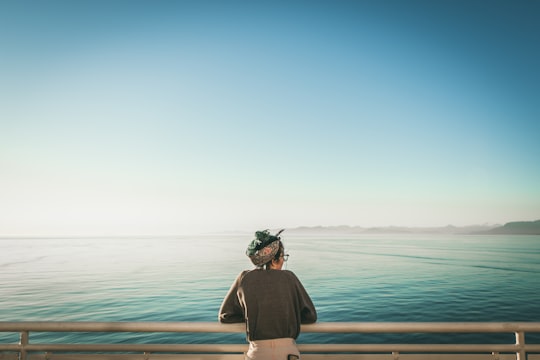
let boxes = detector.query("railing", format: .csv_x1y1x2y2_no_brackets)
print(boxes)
1,322,540,360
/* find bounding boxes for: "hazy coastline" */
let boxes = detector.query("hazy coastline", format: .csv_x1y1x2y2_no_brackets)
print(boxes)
286,220,540,235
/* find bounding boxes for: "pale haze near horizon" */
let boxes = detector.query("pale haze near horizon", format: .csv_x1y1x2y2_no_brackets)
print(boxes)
1,1,539,236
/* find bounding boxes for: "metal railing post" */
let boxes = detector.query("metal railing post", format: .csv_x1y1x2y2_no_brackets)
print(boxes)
515,331,525,360
18,330,28,360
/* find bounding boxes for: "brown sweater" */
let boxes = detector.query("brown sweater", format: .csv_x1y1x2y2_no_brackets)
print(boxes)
218,269,317,341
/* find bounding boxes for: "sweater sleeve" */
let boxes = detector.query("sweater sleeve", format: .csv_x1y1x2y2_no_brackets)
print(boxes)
218,271,247,323
291,272,317,324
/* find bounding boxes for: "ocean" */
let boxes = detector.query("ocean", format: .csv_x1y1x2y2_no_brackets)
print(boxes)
1,233,539,346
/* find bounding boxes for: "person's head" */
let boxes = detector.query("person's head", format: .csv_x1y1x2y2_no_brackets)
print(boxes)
246,229,287,269
263,241,286,270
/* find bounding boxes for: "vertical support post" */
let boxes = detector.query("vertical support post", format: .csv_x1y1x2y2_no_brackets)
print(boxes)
515,331,526,360
19,331,28,360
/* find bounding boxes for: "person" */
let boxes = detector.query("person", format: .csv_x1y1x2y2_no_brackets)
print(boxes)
219,229,317,360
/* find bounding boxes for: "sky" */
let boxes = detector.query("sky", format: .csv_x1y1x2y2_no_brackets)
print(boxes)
1,0,539,236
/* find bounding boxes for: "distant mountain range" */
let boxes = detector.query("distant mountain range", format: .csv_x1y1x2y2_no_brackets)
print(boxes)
286,220,540,235
473,220,540,235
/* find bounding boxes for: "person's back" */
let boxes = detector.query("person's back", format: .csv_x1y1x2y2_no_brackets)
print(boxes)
222,268,316,340
218,229,317,359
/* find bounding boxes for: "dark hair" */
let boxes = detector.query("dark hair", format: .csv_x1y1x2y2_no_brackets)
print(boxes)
264,241,284,270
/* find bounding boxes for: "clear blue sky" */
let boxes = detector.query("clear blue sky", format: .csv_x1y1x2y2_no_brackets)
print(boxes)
1,0,539,235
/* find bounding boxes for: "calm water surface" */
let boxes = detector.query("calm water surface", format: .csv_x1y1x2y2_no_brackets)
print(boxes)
1,234,539,345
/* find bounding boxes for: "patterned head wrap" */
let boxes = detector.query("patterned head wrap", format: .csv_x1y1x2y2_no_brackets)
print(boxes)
246,229,285,266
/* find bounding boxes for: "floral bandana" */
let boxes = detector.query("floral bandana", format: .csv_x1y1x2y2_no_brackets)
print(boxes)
246,229,284,266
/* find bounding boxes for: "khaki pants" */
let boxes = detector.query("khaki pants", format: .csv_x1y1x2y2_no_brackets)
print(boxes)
245,337,300,360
